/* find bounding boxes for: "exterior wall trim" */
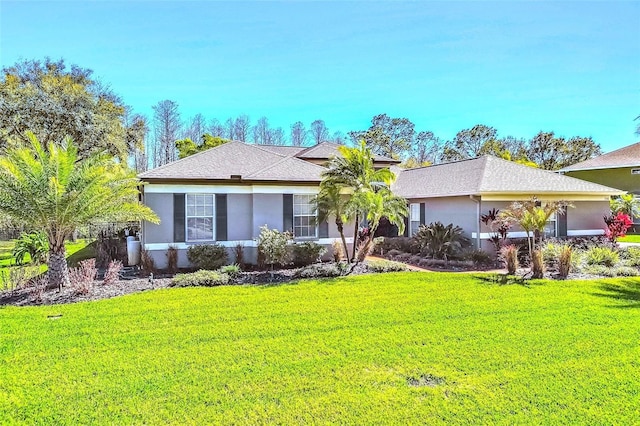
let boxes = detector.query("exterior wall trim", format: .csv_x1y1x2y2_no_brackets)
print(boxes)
144,184,320,194
145,237,354,251
471,229,605,239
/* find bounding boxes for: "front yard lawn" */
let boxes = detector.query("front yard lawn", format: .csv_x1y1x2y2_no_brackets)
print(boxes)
619,234,640,243
1,272,639,423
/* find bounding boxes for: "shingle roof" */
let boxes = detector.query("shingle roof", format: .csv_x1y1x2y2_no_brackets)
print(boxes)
138,141,326,182
393,156,623,199
560,141,640,172
296,142,399,163
257,145,306,156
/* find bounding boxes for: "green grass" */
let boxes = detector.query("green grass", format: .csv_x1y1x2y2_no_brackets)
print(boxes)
0,239,93,269
1,273,639,424
619,234,640,243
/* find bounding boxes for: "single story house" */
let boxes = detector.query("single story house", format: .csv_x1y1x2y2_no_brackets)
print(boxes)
559,141,640,194
392,156,622,251
139,142,622,267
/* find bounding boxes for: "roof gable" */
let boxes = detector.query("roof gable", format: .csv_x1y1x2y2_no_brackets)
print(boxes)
560,141,640,172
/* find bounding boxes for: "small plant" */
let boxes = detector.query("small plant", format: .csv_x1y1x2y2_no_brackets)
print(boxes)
0,265,39,291
12,231,48,265
584,264,616,277
541,242,560,266
585,247,620,267
140,249,156,277
172,270,230,287
187,243,228,270
256,225,292,269
604,212,633,242
531,249,545,279
367,259,410,273
292,241,327,266
233,244,245,269
557,245,572,279
413,222,470,260
620,246,640,267
166,245,179,274
331,239,344,263
219,264,241,278
296,263,344,279
104,260,123,285
464,249,492,266
500,245,519,275
613,266,639,277
481,208,511,251
69,258,97,294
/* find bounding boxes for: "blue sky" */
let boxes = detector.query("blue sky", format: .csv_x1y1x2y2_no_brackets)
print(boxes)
1,1,639,151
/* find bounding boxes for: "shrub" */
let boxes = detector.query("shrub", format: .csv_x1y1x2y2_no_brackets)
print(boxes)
584,264,616,277
620,246,640,267
219,264,241,278
585,247,620,267
367,259,410,273
531,249,545,279
374,237,417,255
140,249,156,277
256,225,291,268
233,244,245,269
172,270,230,287
393,253,413,263
69,258,97,294
413,222,471,260
166,245,179,274
557,245,572,279
604,212,633,242
500,245,519,275
187,243,228,270
541,242,560,266
296,263,345,279
568,236,616,251
291,241,327,267
386,249,403,259
464,249,492,266
0,265,39,291
13,231,48,265
331,239,344,263
104,260,123,285
614,266,639,277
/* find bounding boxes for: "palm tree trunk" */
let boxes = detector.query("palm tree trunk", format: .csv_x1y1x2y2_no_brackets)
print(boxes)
48,245,70,291
351,213,359,261
336,221,350,263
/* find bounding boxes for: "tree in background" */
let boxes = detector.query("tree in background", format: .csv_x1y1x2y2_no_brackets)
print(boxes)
0,58,135,160
526,131,601,170
233,115,251,142
404,131,442,167
252,117,271,144
442,124,497,162
184,114,207,144
290,121,308,146
151,100,181,167
350,114,415,159
310,119,330,144
175,134,230,158
0,132,158,289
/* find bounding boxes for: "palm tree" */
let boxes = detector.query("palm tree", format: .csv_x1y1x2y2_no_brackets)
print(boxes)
322,141,397,259
314,184,352,262
0,132,159,289
611,193,640,219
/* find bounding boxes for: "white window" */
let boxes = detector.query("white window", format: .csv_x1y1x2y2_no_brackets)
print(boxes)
186,194,215,241
544,212,557,238
410,203,421,235
293,194,317,238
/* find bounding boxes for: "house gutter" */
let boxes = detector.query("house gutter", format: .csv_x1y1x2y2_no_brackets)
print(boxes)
469,195,481,249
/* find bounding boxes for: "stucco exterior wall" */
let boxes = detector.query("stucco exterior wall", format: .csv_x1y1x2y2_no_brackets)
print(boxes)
143,193,174,244
408,196,478,237
568,201,610,231
565,168,639,194
228,193,253,240
252,193,284,236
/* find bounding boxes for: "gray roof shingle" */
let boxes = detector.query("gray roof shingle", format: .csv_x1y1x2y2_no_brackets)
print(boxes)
393,156,623,198
560,141,640,171
296,142,399,163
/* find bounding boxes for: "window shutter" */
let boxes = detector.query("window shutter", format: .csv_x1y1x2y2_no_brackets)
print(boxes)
173,193,185,243
403,216,409,237
216,194,227,241
420,203,426,225
283,194,293,233
558,210,568,238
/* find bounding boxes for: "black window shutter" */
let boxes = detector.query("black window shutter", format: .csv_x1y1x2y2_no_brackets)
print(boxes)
283,194,293,233
558,210,568,238
173,193,185,243
403,215,409,237
216,194,227,241
420,203,426,225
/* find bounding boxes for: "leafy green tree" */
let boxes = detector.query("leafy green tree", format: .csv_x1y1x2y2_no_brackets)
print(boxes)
0,58,133,160
349,114,415,159
442,124,498,161
404,131,442,167
0,132,159,289
611,193,640,218
527,132,601,170
175,134,230,159
314,185,352,263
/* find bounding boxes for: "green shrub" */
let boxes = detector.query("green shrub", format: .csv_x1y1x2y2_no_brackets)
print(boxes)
614,266,639,277
296,263,346,279
367,259,410,273
187,244,228,270
219,264,241,278
256,225,291,268
291,241,327,266
620,246,640,267
585,247,620,267
413,222,470,260
541,242,560,266
584,264,616,277
464,249,492,266
13,231,48,265
172,270,230,287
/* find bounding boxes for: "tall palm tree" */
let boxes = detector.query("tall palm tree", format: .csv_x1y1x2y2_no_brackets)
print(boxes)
314,184,352,262
0,132,159,289
322,141,398,259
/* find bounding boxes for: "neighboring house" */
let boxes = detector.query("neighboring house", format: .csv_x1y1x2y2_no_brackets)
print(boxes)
559,141,640,194
139,143,622,267
392,156,623,251
138,141,398,267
